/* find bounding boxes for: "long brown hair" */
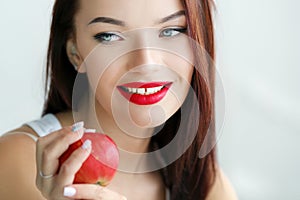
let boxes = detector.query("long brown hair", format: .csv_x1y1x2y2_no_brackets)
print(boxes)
43,0,217,199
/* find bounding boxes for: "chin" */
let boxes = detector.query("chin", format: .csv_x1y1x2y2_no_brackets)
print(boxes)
111,88,182,136
129,97,179,128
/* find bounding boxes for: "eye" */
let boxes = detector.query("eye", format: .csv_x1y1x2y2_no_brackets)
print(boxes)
159,27,187,38
93,32,123,43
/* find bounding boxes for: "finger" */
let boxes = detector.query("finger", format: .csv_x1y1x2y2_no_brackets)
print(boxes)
63,184,127,200
37,121,84,147
36,121,84,169
37,126,85,176
57,139,92,184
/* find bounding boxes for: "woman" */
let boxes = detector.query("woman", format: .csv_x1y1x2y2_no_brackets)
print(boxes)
0,0,237,199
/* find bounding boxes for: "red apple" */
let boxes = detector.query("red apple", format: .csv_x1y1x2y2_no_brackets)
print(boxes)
59,132,119,186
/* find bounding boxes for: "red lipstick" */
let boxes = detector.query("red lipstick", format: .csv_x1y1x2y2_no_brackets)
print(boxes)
117,82,172,105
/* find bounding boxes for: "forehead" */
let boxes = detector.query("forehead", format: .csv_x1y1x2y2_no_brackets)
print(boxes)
76,0,185,27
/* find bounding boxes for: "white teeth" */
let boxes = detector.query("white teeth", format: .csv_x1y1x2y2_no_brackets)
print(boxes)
124,86,164,95
146,88,156,95
128,88,137,93
137,88,145,94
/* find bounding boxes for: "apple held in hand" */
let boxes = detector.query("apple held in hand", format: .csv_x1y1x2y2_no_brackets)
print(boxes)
59,132,119,186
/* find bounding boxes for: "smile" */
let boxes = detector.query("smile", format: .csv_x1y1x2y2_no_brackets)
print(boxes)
117,82,173,105
119,85,164,95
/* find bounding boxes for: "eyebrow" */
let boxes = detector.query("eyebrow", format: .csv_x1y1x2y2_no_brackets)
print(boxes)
88,17,126,26
157,10,186,24
88,10,186,26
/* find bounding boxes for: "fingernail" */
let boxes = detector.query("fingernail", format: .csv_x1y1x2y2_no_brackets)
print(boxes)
84,128,96,133
64,186,76,197
72,121,84,132
82,139,92,150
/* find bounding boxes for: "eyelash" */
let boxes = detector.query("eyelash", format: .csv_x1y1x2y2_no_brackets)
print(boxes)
159,27,187,38
93,32,123,43
93,27,187,43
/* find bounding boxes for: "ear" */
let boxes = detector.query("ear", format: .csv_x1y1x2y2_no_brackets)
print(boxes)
66,39,86,73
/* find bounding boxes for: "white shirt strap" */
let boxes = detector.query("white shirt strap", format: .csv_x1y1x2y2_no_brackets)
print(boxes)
25,114,62,137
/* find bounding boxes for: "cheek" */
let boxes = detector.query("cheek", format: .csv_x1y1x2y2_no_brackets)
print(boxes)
165,54,194,84
92,58,129,115
76,31,96,59
95,80,113,114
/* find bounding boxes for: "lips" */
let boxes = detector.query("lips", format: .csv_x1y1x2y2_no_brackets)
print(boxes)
117,82,172,105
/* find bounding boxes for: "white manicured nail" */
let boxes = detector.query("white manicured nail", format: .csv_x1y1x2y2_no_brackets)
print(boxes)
84,128,96,133
72,121,84,132
64,187,76,197
82,139,92,150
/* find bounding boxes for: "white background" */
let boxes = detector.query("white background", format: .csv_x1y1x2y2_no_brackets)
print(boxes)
0,0,299,199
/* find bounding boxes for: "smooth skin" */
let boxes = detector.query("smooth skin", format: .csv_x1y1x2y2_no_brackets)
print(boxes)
0,0,238,199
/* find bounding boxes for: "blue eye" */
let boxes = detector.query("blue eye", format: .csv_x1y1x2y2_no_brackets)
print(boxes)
93,32,123,43
159,28,187,38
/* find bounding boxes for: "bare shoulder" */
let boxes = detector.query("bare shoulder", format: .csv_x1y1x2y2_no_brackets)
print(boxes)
0,127,45,199
206,166,239,200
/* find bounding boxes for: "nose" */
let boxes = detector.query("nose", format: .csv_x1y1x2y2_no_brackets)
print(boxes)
126,48,162,74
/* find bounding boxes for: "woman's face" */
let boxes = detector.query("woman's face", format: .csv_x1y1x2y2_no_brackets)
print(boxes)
71,0,194,134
